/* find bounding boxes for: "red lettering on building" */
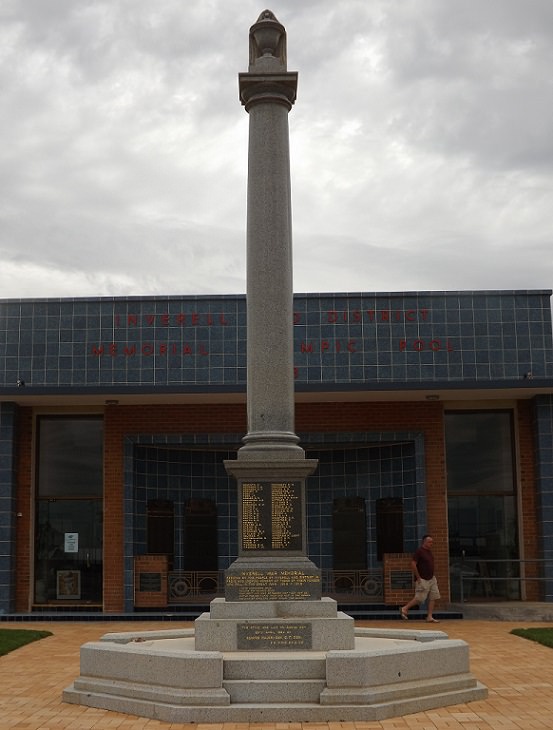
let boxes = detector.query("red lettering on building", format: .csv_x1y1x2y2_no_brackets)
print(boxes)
298,340,357,354
398,339,454,352
327,309,431,323
90,343,211,357
115,313,229,327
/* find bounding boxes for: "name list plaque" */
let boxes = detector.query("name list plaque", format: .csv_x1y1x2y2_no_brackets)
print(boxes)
242,480,302,552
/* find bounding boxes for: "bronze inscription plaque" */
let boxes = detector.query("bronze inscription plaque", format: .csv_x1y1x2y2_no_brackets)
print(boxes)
225,568,321,601
138,572,162,592
241,481,302,552
390,570,413,590
237,622,312,651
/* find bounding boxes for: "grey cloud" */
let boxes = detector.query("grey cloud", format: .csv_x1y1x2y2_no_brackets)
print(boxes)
0,0,552,299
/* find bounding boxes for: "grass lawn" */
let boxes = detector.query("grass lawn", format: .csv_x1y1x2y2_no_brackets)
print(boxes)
0,628,53,657
511,627,553,649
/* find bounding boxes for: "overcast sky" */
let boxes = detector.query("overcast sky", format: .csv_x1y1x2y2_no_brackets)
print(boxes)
1,0,552,300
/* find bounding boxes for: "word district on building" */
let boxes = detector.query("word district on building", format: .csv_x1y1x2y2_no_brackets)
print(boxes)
1,289,552,613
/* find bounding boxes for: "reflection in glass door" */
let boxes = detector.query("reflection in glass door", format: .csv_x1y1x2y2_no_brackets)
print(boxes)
445,411,518,601
35,500,103,602
34,417,103,605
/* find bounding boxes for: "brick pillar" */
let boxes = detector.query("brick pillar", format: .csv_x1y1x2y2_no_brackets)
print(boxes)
0,403,18,613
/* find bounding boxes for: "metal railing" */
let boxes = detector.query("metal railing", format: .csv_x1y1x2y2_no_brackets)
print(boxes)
451,556,553,603
165,560,553,605
167,569,385,604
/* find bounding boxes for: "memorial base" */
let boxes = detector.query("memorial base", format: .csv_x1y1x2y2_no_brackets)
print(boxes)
195,597,354,652
63,621,487,722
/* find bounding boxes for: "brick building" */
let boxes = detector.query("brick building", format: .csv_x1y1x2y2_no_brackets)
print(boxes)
1,289,553,614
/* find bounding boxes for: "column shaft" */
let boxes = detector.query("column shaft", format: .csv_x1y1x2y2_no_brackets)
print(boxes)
246,100,295,439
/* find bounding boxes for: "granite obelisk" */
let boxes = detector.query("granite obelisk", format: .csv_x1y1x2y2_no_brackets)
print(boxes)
224,9,320,599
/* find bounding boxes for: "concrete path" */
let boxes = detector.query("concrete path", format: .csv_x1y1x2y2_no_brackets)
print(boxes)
1,618,552,728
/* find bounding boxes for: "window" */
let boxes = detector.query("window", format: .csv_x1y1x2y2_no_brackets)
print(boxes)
37,417,103,497
445,411,518,600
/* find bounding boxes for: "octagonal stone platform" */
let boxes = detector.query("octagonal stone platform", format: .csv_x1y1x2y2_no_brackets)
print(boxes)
63,600,487,723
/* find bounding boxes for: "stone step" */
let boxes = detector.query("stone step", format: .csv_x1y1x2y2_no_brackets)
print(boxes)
224,654,326,680
321,672,480,705
224,678,326,704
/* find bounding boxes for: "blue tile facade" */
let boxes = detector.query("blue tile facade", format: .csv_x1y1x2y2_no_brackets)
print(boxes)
2,290,553,610
0,290,551,390
0,402,17,613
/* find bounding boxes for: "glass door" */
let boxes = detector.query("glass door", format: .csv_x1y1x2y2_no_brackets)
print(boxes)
34,417,103,605
445,411,519,601
35,499,103,602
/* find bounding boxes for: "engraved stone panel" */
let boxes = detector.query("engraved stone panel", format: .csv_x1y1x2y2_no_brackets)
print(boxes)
237,622,312,650
225,567,321,601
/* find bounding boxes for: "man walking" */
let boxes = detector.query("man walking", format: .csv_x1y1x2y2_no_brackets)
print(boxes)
400,534,441,623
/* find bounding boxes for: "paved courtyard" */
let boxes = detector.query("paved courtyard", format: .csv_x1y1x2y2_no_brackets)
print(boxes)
1,618,552,729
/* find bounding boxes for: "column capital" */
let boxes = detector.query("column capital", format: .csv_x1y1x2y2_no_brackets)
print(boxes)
239,72,298,112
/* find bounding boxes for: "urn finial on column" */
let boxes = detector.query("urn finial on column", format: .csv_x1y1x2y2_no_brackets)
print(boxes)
249,9,287,72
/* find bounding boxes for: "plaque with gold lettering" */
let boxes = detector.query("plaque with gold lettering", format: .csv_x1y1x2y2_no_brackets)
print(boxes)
237,622,312,650
241,481,302,552
225,568,321,601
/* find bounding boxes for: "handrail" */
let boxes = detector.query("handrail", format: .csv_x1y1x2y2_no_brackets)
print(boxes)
453,555,552,602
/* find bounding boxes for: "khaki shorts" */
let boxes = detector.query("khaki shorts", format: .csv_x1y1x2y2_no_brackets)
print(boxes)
414,576,441,602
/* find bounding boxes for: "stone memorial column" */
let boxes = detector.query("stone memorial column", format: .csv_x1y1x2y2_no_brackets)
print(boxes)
224,9,320,603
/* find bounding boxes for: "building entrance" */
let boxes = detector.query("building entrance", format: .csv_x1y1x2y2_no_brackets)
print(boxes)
446,410,520,601
35,499,103,603
34,416,104,607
